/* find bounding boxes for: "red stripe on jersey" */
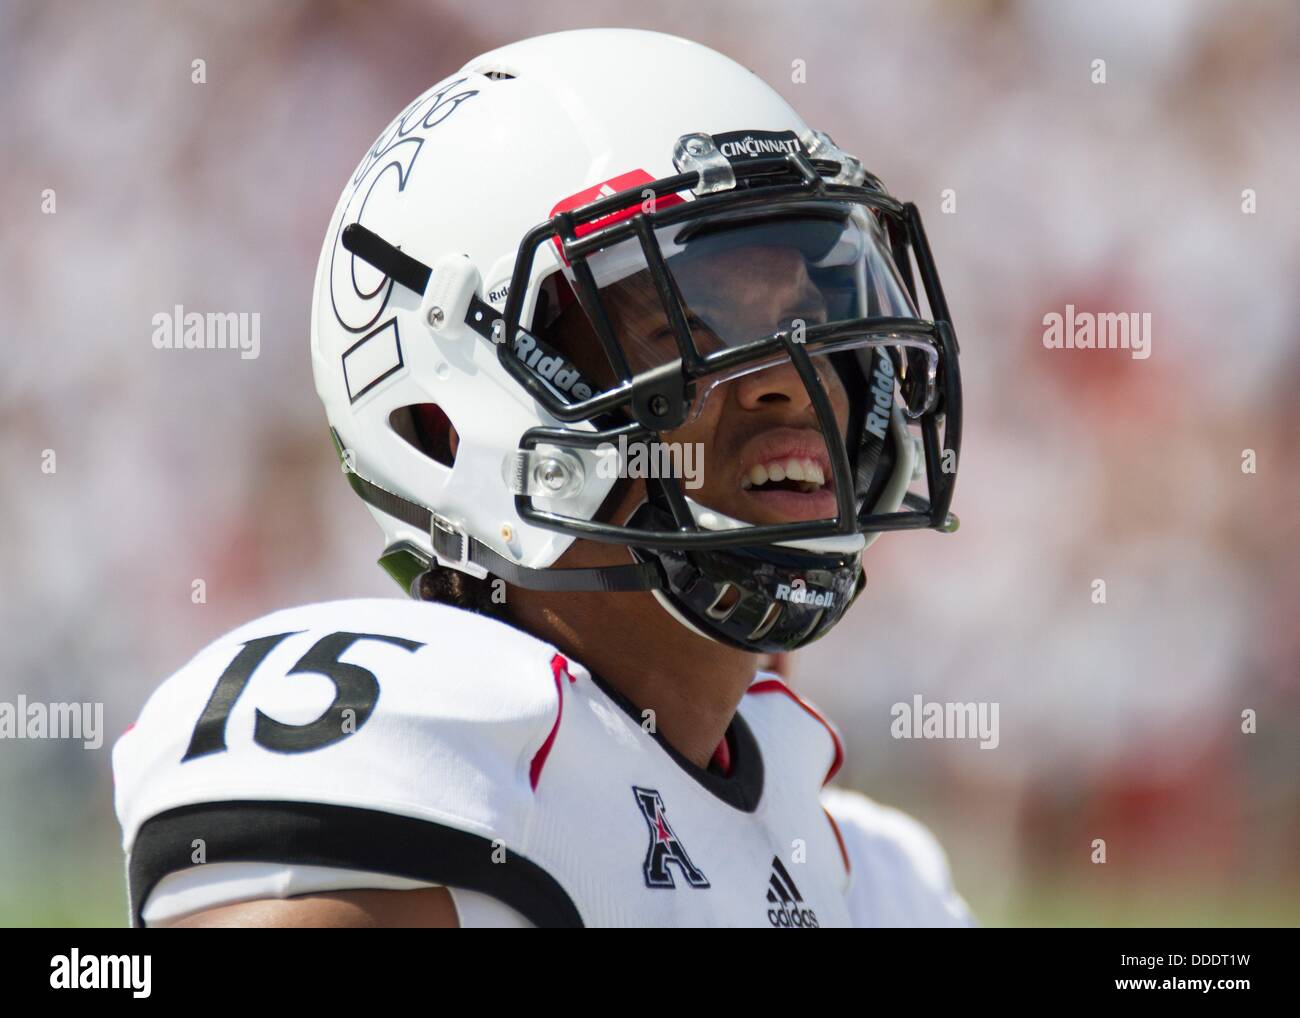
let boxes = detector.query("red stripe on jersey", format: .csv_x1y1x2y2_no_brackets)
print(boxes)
530,654,575,792
746,678,845,785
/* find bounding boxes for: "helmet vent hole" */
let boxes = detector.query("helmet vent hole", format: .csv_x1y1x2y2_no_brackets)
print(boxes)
794,608,825,644
705,583,742,620
480,68,517,81
390,403,457,468
748,602,782,641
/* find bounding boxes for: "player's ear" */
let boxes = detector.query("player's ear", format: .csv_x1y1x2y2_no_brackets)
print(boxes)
448,424,459,458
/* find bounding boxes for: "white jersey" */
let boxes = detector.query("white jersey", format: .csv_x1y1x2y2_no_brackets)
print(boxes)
113,599,972,928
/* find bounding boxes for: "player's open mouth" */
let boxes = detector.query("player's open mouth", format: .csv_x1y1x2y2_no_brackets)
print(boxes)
740,457,827,493
736,432,838,521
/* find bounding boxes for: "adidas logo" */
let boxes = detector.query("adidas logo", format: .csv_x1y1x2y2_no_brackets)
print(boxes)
765,856,820,928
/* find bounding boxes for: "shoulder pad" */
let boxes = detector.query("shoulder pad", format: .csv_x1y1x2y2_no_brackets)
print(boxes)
113,599,572,923
820,785,974,927
741,674,844,788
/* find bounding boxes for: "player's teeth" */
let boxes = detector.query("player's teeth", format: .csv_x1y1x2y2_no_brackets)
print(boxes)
767,462,786,482
785,459,806,482
809,462,825,486
749,464,768,487
741,477,752,490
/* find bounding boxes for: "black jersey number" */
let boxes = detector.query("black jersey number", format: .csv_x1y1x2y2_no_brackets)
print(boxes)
182,630,423,760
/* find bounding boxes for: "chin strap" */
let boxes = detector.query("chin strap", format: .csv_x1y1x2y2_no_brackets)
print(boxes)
332,430,662,594
428,511,662,593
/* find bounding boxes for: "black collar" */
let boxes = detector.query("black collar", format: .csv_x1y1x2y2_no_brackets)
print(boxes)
583,667,765,813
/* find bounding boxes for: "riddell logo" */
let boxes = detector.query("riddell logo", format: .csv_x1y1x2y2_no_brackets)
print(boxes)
774,580,834,607
512,333,593,401
766,856,819,928
865,352,895,440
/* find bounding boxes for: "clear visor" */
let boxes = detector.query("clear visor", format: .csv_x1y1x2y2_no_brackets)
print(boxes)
538,201,932,418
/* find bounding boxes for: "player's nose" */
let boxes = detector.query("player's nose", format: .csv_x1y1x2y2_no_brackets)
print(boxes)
732,359,814,412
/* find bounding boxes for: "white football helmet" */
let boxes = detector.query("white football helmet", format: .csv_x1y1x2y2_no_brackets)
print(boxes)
310,28,962,652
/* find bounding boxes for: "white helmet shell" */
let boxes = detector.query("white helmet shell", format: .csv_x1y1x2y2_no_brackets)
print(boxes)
311,29,824,575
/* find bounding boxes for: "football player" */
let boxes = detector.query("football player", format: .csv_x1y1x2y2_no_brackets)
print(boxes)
113,28,970,927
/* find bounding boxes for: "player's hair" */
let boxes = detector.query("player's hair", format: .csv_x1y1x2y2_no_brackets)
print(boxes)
416,567,511,620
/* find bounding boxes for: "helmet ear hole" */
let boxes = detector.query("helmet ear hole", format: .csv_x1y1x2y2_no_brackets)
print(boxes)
390,404,457,468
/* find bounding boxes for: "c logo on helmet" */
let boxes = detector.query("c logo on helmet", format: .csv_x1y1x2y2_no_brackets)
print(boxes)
328,77,479,335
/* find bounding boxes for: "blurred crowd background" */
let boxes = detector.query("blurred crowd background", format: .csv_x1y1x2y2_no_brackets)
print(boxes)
1,0,1296,926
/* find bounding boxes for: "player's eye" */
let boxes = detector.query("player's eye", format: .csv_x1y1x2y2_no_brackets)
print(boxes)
647,314,712,351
